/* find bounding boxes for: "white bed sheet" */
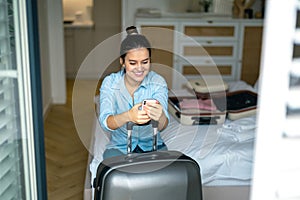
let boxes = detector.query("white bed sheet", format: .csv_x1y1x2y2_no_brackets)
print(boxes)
89,80,257,187
161,114,256,186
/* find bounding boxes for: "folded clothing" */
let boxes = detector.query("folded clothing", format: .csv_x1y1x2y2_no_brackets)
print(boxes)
217,116,257,142
179,98,217,111
218,127,255,142
222,116,257,132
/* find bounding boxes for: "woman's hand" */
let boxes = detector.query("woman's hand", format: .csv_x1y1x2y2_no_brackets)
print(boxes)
128,103,151,124
142,101,163,121
143,100,168,131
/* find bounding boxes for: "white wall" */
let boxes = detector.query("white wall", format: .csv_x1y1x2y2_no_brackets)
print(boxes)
38,0,66,116
47,0,66,104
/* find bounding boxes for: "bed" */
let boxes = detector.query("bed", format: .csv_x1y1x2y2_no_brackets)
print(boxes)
84,80,258,200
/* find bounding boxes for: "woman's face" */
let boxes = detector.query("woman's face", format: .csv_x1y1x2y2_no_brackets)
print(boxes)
121,47,150,85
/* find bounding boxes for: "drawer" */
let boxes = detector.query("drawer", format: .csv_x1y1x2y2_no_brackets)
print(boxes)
185,26,234,37
179,41,238,59
183,64,233,75
177,59,239,78
180,21,239,42
172,60,239,89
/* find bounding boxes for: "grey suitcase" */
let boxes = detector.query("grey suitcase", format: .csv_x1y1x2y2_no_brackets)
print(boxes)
93,121,202,200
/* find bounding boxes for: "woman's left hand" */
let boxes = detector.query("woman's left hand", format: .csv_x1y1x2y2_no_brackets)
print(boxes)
143,101,163,121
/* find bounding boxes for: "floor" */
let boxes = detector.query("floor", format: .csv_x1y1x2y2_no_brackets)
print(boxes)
44,79,97,200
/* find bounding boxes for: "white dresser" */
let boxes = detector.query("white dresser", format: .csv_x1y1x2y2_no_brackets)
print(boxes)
135,16,263,89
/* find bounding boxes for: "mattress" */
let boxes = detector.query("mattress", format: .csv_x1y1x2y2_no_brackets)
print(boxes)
88,80,258,187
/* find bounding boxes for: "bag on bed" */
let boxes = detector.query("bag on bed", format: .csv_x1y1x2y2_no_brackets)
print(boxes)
213,90,258,120
186,78,229,99
93,121,203,200
168,89,257,124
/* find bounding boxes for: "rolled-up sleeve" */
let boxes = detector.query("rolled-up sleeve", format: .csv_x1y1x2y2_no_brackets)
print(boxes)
99,76,116,132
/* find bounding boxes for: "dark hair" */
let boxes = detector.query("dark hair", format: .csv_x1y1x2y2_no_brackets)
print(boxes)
120,26,152,63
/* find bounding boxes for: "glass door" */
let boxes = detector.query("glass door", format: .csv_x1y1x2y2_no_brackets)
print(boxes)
0,0,46,199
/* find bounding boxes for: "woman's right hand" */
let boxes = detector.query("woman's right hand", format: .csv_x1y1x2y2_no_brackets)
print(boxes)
128,103,151,124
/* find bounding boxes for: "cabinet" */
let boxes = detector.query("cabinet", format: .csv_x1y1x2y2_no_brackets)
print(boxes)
240,24,263,85
64,27,94,78
135,17,263,89
176,21,240,89
64,29,75,77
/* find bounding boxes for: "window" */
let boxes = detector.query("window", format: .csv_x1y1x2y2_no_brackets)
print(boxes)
0,0,39,199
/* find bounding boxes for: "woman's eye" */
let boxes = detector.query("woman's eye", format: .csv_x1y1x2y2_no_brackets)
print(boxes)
128,60,148,66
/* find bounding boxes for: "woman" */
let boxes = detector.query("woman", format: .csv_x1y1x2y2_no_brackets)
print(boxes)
99,26,169,159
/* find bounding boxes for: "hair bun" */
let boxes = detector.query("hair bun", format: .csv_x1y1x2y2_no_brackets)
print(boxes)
126,26,139,35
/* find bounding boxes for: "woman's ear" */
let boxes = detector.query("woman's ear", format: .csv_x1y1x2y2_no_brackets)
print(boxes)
120,58,124,67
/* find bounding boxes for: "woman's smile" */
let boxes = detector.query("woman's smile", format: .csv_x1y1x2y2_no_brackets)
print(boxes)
134,71,145,77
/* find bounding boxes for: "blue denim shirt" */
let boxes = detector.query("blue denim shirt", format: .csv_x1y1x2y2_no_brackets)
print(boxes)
99,69,169,154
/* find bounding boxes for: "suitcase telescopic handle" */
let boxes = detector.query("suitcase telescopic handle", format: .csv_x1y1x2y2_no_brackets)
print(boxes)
126,120,158,154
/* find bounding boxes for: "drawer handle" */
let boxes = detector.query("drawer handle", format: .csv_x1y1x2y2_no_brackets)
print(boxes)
206,41,212,44
207,20,213,24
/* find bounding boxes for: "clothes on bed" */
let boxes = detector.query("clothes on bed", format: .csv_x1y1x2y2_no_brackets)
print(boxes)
227,80,257,93
179,98,217,111
218,116,256,142
222,116,257,133
99,69,170,155
218,128,255,142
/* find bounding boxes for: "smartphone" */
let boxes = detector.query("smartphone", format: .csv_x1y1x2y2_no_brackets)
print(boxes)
142,99,158,110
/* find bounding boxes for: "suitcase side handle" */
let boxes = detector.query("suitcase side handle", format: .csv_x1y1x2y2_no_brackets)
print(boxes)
126,120,158,154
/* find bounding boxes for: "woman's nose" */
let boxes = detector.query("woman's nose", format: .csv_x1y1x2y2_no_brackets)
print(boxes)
137,62,143,70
